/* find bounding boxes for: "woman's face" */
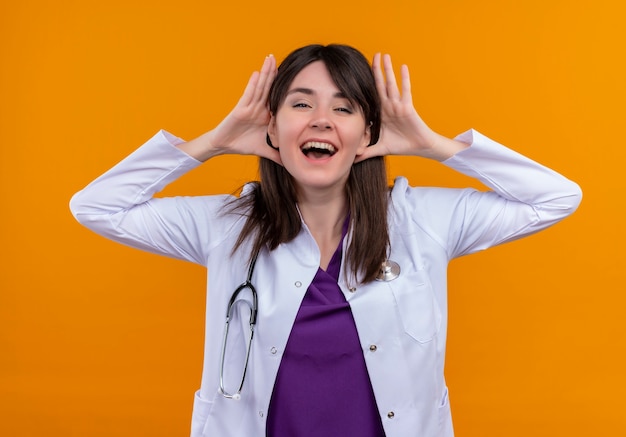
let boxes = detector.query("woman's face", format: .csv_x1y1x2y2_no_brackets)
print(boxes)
268,61,371,197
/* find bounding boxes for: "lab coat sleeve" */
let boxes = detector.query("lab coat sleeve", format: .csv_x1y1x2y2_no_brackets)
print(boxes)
396,129,582,260
69,130,238,266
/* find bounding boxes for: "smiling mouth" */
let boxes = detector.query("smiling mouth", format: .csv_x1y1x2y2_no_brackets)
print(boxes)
301,141,337,158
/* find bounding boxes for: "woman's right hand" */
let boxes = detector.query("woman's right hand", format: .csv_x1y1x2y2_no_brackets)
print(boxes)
178,55,281,164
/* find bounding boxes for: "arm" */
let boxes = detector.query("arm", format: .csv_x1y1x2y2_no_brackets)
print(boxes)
362,53,581,257
400,130,582,259
69,131,227,264
69,55,279,264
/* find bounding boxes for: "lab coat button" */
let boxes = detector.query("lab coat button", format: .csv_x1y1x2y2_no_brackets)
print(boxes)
270,347,277,354
259,411,264,418
295,281,302,287
369,344,377,352
348,287,357,293
387,411,395,419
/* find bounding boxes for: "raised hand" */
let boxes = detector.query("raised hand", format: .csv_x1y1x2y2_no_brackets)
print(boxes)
179,55,281,164
356,53,466,162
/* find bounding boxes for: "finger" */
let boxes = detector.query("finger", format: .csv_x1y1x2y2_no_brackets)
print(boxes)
372,53,387,98
373,52,394,102
354,143,385,163
400,64,412,104
252,55,275,104
257,146,283,166
261,55,277,108
264,55,276,95
383,54,400,100
239,71,260,107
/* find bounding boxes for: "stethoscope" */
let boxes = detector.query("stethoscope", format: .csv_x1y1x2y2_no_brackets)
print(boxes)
218,253,400,400
219,253,258,400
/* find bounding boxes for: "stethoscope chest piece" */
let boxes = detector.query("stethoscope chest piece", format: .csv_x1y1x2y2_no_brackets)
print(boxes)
376,260,401,281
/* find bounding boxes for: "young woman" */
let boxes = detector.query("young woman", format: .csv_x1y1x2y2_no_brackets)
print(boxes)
70,44,582,437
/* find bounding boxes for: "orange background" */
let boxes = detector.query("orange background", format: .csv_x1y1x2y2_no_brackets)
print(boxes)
1,0,624,435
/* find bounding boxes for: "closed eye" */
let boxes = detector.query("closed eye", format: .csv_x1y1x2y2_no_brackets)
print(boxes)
335,107,353,114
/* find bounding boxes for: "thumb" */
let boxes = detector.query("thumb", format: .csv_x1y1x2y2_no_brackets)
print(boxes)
258,147,284,167
354,143,387,163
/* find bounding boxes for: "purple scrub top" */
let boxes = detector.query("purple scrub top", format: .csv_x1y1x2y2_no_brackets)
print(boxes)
266,219,386,437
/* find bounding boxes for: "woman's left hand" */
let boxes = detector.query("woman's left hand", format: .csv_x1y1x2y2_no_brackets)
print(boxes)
356,53,467,162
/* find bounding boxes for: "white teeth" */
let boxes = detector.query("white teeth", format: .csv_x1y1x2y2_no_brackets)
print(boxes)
301,141,336,154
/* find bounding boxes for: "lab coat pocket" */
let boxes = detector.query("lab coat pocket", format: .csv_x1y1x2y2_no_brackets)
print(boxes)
191,390,214,437
389,270,441,343
438,386,453,435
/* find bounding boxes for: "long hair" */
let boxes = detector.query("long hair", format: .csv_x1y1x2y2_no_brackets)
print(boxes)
230,44,389,284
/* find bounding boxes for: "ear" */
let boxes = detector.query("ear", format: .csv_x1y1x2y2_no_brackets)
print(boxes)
356,121,372,156
267,113,278,147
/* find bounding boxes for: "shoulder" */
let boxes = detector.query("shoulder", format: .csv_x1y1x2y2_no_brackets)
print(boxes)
388,176,480,248
389,176,475,215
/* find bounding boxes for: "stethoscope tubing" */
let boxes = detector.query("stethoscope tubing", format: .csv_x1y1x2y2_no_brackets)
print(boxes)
219,253,400,400
219,253,259,400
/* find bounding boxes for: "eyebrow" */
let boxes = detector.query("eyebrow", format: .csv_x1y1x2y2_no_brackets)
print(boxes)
287,87,348,99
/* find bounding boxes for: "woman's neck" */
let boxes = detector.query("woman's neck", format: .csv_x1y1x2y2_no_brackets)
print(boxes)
297,190,348,270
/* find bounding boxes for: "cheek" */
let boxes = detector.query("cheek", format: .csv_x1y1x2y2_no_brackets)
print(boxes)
275,127,302,162
346,123,370,146
271,114,300,145
274,128,299,151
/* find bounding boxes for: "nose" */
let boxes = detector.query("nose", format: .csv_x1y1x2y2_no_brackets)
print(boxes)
310,107,333,130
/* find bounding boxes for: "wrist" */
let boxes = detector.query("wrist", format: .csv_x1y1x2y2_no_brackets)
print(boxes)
428,133,470,161
177,131,222,162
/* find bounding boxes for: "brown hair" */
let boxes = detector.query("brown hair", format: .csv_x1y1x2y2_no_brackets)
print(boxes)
230,44,389,284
